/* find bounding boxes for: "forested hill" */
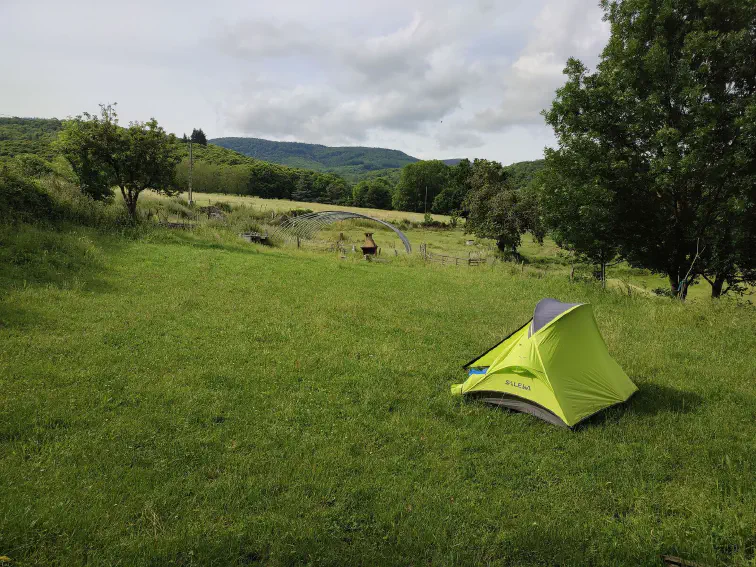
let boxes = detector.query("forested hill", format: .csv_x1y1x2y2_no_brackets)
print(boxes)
0,117,63,160
1,117,544,191
211,137,419,181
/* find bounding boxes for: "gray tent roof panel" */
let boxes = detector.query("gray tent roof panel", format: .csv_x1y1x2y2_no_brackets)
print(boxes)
529,298,582,337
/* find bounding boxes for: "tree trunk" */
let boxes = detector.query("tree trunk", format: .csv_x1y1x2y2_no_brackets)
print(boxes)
668,273,688,300
122,187,139,222
126,197,138,220
710,274,726,298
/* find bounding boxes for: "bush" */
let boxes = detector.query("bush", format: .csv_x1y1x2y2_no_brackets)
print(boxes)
0,165,129,228
164,198,195,219
212,201,234,213
0,166,59,223
421,213,451,229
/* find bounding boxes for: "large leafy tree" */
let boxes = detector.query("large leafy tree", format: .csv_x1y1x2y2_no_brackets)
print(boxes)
352,178,393,209
392,160,448,212
58,105,181,219
541,143,619,280
463,159,538,255
432,158,472,215
544,0,756,298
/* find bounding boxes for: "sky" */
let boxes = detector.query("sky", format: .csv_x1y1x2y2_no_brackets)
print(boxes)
0,0,609,164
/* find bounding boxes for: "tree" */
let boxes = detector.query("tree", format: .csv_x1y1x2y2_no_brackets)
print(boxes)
699,189,756,297
353,178,393,209
544,0,756,298
392,160,448,212
432,158,472,215
541,144,619,283
190,128,208,146
463,159,533,256
291,171,314,202
56,106,119,201
58,104,181,219
317,175,350,205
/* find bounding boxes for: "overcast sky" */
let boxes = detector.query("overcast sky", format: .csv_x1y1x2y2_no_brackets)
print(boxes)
0,0,609,163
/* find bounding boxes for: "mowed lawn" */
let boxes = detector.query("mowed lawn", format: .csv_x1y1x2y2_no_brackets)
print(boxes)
1,226,755,566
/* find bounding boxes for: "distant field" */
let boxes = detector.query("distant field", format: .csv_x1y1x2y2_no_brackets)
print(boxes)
158,192,734,301
174,191,451,224
1,222,754,566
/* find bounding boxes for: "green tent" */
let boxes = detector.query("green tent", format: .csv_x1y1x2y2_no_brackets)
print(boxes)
451,298,637,428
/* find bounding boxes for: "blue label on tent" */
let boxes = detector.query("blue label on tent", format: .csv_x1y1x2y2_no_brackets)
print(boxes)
468,368,488,376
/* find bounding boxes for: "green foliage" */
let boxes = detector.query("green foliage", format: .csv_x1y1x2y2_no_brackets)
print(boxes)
463,160,522,255
0,166,58,223
0,163,129,228
9,154,56,178
0,117,63,160
541,149,617,268
544,0,756,298
190,128,207,146
58,105,181,218
502,159,545,190
352,178,393,209
392,160,449,213
174,146,350,205
211,137,418,182
463,159,541,256
431,158,472,215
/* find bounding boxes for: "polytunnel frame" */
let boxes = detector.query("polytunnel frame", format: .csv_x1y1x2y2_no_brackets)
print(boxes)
276,211,412,253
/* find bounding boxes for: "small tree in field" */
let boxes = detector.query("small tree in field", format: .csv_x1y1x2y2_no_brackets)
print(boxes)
59,105,181,220
463,159,539,257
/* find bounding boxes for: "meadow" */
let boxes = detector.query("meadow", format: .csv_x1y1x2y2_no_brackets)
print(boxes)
177,191,452,224
161,192,724,301
1,218,755,566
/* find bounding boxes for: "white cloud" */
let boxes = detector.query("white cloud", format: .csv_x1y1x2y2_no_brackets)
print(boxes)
0,0,609,162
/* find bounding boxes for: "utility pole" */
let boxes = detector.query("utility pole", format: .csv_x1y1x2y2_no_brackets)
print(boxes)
424,185,428,215
188,140,193,204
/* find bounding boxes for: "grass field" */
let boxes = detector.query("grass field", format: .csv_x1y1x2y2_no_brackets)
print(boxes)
1,221,755,566
175,192,452,224
152,192,736,301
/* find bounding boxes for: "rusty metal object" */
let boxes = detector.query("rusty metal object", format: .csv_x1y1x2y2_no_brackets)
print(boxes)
361,233,378,255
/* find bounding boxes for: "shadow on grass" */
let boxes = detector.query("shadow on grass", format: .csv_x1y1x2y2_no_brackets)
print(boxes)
576,380,703,430
628,381,703,415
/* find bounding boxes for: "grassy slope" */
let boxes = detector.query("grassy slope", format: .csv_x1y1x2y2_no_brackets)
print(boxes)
1,223,754,566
